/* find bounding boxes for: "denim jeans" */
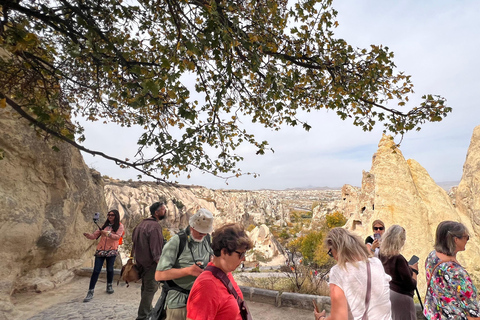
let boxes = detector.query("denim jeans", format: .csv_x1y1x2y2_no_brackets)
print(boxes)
88,255,116,290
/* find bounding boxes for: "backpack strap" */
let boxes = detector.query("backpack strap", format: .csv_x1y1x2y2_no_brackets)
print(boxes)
176,228,188,261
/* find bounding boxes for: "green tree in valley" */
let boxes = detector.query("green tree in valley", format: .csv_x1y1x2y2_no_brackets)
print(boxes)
325,211,347,229
0,0,451,182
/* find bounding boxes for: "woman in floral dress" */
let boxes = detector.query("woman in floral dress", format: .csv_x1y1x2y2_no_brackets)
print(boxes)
424,221,480,319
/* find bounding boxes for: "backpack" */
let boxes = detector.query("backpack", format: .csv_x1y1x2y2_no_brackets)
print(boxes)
119,257,141,287
149,227,212,320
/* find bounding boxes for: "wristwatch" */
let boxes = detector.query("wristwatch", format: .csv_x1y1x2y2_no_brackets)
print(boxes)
412,268,418,275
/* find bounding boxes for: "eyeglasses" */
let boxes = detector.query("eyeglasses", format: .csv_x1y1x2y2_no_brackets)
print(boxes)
327,248,333,258
107,214,115,217
373,227,385,231
235,251,246,259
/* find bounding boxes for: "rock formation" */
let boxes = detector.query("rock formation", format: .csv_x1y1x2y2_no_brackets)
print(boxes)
0,108,107,319
247,224,284,261
456,125,480,234
342,134,480,291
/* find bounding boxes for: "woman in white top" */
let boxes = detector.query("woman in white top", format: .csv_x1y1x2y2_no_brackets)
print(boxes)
314,228,392,320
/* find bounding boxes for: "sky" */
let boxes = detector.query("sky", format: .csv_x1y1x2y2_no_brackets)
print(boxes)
80,0,480,190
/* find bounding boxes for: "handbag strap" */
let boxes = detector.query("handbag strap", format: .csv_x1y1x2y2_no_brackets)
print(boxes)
205,265,241,301
426,260,450,291
361,261,372,320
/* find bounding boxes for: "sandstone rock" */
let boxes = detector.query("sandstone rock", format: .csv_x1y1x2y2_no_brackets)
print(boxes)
0,107,107,316
342,134,480,292
456,125,480,233
247,225,284,261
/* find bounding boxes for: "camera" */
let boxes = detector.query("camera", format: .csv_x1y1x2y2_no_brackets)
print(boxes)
195,261,205,269
93,212,100,223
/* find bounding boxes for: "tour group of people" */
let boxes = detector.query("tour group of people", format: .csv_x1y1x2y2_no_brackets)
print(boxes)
314,219,480,320
83,204,480,320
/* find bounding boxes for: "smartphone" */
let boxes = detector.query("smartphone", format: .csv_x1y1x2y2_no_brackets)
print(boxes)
408,255,419,265
312,299,319,312
93,212,100,222
373,233,381,240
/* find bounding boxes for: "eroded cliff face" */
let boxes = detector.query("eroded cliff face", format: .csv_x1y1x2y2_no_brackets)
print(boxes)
0,108,107,318
342,134,480,292
456,125,480,234
104,182,294,262
104,182,297,231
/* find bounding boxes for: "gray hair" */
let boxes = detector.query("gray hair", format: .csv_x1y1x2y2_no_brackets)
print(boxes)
380,225,406,258
434,221,468,256
325,228,371,269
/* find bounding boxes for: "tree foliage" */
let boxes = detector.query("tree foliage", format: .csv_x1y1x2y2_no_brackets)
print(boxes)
325,211,347,229
0,0,451,181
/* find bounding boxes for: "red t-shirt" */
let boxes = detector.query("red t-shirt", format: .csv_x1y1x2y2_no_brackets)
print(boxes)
186,262,243,320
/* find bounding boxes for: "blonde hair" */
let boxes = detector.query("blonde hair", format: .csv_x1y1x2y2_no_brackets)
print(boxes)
380,225,406,258
372,219,385,230
325,228,371,269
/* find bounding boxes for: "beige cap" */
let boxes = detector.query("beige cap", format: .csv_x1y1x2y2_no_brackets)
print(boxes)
189,209,214,234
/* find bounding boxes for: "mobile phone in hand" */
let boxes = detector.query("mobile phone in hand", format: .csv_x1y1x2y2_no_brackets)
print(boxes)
373,233,381,240
408,255,419,265
312,299,319,312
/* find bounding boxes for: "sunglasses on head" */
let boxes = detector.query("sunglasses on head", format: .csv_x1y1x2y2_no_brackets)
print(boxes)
373,227,384,231
327,248,333,258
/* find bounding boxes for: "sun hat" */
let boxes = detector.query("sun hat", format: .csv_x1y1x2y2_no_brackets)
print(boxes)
189,209,214,234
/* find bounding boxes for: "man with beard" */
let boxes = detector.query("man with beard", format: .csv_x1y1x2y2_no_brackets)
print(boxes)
155,209,214,320
132,201,166,320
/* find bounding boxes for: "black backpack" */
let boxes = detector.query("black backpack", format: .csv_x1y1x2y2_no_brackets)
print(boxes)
149,227,212,320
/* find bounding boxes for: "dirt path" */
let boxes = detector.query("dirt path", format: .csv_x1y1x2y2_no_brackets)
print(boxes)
11,275,314,320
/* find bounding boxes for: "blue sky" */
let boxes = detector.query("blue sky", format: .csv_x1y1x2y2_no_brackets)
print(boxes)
81,0,480,190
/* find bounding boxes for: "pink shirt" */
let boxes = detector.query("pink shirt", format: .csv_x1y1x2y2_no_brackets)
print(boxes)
85,223,124,252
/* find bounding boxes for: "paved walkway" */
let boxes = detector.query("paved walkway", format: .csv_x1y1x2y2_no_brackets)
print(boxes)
12,276,314,320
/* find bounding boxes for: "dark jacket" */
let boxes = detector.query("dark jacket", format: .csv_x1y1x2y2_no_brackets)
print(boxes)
132,217,164,272
379,254,417,297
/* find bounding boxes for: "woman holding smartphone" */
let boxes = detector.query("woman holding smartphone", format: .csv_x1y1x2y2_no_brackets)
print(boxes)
82,209,124,302
379,225,417,320
365,220,385,257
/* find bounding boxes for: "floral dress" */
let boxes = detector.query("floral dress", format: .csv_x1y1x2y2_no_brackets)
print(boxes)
424,250,480,319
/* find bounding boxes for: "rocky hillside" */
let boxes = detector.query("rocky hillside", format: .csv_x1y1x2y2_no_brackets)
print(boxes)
104,181,342,262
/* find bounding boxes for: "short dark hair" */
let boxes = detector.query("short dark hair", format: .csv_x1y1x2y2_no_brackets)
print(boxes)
149,202,164,216
434,221,468,256
211,224,253,257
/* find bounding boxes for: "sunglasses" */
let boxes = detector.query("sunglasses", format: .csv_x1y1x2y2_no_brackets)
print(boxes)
327,248,333,258
373,227,385,231
459,235,470,241
107,214,115,217
235,251,246,259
